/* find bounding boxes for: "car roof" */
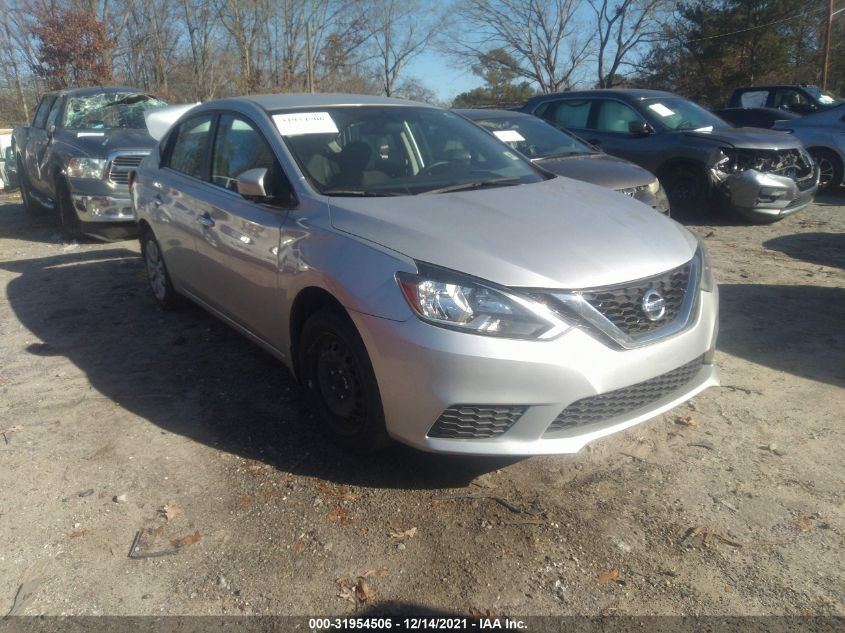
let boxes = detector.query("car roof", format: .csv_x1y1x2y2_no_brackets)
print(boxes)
525,89,676,104
453,108,533,120
43,85,151,98
733,85,816,91
239,93,430,111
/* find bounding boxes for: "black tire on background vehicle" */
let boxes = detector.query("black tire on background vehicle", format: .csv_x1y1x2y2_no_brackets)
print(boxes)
298,310,390,454
140,227,182,310
662,163,709,215
17,157,48,217
808,148,843,192
56,177,83,240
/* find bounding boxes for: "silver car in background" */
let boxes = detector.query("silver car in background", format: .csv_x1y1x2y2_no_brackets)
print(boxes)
132,94,719,455
774,104,845,191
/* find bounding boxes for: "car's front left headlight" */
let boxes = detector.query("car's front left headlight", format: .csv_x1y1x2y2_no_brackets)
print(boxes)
397,265,569,340
67,158,108,179
694,235,715,292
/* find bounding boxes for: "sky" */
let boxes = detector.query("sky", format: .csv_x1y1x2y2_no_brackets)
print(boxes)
404,50,483,104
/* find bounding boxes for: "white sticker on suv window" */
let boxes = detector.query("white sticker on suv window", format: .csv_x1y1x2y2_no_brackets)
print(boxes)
77,132,105,137
493,130,525,143
273,112,339,136
648,103,675,117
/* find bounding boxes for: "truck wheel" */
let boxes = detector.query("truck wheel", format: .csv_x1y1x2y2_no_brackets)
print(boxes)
140,227,182,310
56,178,83,240
18,157,47,217
809,149,843,192
298,310,391,454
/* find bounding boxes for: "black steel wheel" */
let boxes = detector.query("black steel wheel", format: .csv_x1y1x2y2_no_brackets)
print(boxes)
299,310,389,453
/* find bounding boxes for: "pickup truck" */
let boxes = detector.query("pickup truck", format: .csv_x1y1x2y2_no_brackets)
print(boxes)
13,86,166,239
728,85,842,115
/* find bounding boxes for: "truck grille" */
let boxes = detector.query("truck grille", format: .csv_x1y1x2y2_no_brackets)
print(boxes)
108,153,148,185
545,356,704,434
578,262,691,336
428,405,526,439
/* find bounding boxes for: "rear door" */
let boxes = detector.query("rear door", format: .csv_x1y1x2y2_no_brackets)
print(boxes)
535,98,593,137
24,96,55,193
153,111,216,295
188,111,294,348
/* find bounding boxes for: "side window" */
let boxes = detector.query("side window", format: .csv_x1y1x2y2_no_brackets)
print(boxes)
545,100,591,129
32,97,55,129
740,91,768,108
773,89,810,111
45,98,63,130
594,100,644,133
167,113,214,179
211,113,292,203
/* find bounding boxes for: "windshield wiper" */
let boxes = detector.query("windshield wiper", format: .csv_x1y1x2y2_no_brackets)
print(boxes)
539,151,588,160
422,177,521,195
321,189,405,197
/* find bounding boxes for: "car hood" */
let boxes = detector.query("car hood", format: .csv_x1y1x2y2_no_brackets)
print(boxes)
57,128,158,156
535,153,654,190
328,177,697,289
680,126,802,150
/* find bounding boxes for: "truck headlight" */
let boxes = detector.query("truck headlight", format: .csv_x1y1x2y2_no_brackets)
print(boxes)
397,265,568,340
67,158,108,179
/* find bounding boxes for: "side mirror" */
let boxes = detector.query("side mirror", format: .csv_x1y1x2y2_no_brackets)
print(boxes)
628,120,651,136
236,168,269,201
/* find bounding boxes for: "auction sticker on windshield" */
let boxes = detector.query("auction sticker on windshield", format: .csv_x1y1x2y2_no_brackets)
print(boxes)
493,130,526,143
648,103,675,117
273,112,339,136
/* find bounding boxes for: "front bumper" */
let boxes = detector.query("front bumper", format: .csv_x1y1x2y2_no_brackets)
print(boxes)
351,287,719,455
72,194,136,223
719,166,819,219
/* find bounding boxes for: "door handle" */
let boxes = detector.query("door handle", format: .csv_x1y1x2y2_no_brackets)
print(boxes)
197,213,215,228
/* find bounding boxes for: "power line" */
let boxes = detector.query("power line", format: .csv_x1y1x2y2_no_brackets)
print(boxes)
686,4,844,43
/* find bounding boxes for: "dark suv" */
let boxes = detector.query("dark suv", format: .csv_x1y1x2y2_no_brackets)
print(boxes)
728,85,842,115
521,89,819,224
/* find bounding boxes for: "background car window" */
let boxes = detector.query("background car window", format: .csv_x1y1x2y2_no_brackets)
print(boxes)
773,89,810,111
595,100,644,133
32,97,54,129
546,100,591,129
740,91,768,107
211,114,291,201
167,114,213,179
45,98,63,130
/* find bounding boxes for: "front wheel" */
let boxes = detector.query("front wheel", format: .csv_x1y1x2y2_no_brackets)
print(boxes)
298,310,390,454
56,178,83,240
140,228,182,310
663,164,709,215
809,148,843,192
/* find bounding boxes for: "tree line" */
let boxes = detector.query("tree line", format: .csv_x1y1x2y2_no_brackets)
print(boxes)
0,0,841,127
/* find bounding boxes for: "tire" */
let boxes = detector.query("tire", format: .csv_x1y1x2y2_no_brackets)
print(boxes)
808,148,843,192
298,310,390,454
56,177,83,240
662,164,709,215
17,157,48,217
140,227,182,310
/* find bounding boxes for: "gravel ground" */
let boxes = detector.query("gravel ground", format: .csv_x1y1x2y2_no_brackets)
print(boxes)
0,191,843,618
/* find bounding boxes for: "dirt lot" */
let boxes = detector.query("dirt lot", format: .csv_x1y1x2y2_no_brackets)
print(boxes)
0,191,843,619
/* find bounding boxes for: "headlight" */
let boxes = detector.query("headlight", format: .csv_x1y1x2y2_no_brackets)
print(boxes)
67,158,107,179
396,265,568,339
646,178,661,195
695,236,715,292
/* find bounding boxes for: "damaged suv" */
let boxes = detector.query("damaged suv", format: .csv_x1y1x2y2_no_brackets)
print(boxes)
522,89,819,224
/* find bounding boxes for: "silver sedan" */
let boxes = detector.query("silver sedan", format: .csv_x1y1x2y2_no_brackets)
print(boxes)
132,94,719,455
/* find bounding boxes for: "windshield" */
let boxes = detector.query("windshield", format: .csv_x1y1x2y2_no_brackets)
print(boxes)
276,106,547,196
470,115,596,159
63,92,168,130
641,97,728,131
804,85,842,107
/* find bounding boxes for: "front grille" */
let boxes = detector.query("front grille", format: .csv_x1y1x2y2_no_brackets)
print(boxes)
545,356,704,434
579,262,691,336
428,405,526,439
108,153,147,185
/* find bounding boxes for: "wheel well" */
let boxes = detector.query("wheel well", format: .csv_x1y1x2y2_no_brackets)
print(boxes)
807,146,843,166
657,159,708,182
137,219,153,237
289,287,348,378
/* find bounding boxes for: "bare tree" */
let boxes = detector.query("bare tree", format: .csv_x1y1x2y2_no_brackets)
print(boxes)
180,0,221,100
363,0,442,96
216,0,265,93
589,0,669,88
449,0,590,93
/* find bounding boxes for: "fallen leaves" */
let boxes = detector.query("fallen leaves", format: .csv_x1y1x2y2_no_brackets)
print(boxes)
170,530,202,548
69,528,88,538
389,527,417,540
325,507,353,527
682,526,743,548
674,415,696,427
597,568,620,584
319,483,358,502
790,512,814,533
158,503,180,521
335,569,388,606
238,495,253,511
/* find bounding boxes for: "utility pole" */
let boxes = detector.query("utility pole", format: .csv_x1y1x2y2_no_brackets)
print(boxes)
306,21,314,93
822,0,833,89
